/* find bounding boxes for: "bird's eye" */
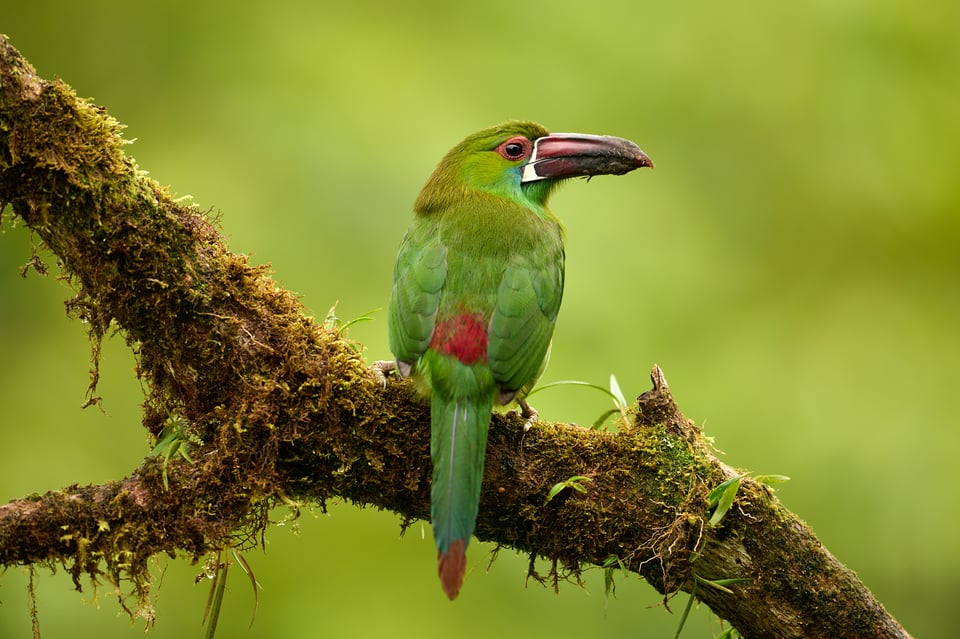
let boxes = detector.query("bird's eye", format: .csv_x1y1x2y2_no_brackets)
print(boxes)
496,137,531,161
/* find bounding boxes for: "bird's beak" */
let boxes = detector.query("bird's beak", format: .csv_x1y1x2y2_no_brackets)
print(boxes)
521,133,654,183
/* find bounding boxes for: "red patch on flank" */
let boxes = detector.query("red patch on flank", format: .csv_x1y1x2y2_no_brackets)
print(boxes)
430,313,488,365
438,539,467,600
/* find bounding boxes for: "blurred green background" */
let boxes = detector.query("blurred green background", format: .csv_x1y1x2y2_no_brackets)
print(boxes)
2,2,957,637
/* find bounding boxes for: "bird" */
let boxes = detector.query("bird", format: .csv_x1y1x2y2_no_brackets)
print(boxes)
387,121,652,599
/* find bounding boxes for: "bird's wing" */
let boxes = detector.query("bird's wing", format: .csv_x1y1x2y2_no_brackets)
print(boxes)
487,246,564,398
388,222,448,373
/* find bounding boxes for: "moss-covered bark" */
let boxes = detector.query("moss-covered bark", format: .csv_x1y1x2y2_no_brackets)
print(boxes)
0,35,910,638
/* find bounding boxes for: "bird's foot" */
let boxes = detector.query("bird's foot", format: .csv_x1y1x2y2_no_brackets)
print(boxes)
518,398,538,432
371,360,396,389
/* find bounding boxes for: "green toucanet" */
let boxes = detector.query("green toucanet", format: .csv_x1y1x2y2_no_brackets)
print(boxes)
387,121,652,599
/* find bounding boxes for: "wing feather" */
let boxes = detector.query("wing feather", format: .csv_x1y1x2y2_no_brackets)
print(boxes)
487,249,564,397
388,224,447,372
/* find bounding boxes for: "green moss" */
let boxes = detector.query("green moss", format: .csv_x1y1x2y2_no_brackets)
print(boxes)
1,59,385,618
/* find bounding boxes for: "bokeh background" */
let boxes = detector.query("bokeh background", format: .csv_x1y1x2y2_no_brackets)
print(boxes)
2,2,957,637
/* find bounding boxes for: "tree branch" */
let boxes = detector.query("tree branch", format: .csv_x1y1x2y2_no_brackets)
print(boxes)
0,35,910,638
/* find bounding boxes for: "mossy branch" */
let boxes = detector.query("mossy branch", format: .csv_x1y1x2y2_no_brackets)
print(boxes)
0,35,910,639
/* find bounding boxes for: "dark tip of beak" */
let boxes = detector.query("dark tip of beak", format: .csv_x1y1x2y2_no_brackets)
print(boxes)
522,133,653,183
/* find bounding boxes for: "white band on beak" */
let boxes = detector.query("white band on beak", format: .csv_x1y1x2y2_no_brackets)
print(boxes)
520,138,546,183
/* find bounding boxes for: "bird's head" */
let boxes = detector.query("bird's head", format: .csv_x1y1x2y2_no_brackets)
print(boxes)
414,121,653,214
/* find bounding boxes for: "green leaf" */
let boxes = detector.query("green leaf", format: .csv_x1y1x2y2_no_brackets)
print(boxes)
545,482,567,502
527,379,621,403
708,577,753,587
232,550,261,629
544,476,592,503
754,474,791,485
602,554,626,600
323,302,379,335
591,408,620,430
150,431,174,457
672,580,698,639
338,308,380,332
609,373,627,409
706,475,743,508
202,551,229,639
528,376,631,431
603,564,616,599
708,476,742,527
151,415,198,490
607,374,630,430
694,574,752,594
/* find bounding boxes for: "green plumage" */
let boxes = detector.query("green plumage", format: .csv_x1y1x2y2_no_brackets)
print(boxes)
388,120,652,599
423,351,496,566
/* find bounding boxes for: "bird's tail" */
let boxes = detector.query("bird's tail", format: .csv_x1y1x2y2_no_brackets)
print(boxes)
430,384,494,600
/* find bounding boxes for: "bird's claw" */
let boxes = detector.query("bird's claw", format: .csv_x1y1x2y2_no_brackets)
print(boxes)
518,398,539,432
371,360,396,389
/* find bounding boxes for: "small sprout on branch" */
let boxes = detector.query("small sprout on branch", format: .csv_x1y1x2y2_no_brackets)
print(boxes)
602,554,627,600
706,475,744,527
706,472,792,527
150,414,200,490
545,475,592,504
323,303,380,353
528,373,630,430
323,302,379,334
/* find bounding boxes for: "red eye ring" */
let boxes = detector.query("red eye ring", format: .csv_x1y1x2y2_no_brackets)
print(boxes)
496,136,531,161
504,142,523,157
